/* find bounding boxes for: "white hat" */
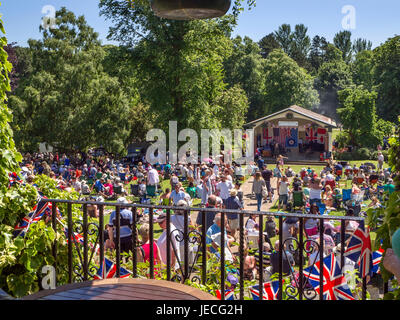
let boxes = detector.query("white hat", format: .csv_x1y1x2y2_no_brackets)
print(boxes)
117,197,128,204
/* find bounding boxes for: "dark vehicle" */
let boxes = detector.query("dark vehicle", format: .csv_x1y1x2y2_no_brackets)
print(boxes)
126,142,151,164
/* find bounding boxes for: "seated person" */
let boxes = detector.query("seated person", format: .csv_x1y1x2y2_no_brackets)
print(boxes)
265,240,295,279
206,213,234,262
243,244,257,280
159,188,171,206
285,166,295,177
368,196,381,209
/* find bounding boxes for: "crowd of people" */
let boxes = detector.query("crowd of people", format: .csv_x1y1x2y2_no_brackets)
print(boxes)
14,149,399,287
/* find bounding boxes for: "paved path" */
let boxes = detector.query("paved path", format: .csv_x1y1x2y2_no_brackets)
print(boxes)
240,176,278,212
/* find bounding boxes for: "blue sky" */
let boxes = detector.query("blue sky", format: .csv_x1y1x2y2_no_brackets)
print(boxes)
2,0,399,48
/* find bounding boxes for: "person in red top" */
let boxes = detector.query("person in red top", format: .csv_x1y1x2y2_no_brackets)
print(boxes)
139,223,162,278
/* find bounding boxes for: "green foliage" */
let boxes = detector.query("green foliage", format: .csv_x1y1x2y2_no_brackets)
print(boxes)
352,50,375,90
314,56,353,120
333,31,353,63
373,36,400,123
223,36,264,121
337,87,382,148
263,49,319,114
0,173,85,298
367,118,400,299
99,0,247,134
9,7,131,154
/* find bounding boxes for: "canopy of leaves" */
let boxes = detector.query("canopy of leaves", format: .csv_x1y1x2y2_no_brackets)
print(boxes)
8,8,131,155
337,87,381,148
263,49,319,114
373,36,400,123
99,0,247,134
224,36,265,121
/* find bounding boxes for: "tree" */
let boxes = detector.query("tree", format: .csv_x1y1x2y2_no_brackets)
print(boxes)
289,24,311,70
353,38,372,55
263,49,319,114
333,31,353,63
216,85,249,129
8,8,131,154
224,36,265,121
352,50,375,90
314,54,353,120
309,35,328,74
373,36,400,123
337,87,381,148
258,33,280,59
274,24,293,55
99,0,245,134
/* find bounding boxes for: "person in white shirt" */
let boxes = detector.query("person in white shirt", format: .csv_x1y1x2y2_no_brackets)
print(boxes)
213,163,219,177
155,212,179,269
147,166,159,185
216,175,234,202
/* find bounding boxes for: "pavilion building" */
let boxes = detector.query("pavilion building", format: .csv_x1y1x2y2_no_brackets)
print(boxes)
244,105,337,162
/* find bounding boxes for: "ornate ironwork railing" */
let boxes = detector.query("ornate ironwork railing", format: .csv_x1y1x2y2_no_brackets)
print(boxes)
44,199,387,300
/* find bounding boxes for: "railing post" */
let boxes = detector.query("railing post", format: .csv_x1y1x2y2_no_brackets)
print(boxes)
67,203,73,283
51,201,57,287
239,210,244,300
166,208,171,281
220,210,225,300
258,212,263,300
149,208,154,279
132,207,138,278
319,217,324,300
83,203,88,281
201,209,207,285
115,206,121,278
184,209,189,282
278,216,283,300
99,204,104,279
298,217,304,300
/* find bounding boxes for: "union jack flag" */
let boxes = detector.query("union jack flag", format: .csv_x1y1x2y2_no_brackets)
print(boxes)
8,172,23,188
13,199,53,237
344,220,372,278
303,253,355,300
372,247,384,275
63,227,84,245
249,281,280,300
305,127,317,142
94,257,132,280
216,289,235,300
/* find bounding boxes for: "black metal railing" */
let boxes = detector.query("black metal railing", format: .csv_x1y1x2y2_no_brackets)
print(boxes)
43,198,387,300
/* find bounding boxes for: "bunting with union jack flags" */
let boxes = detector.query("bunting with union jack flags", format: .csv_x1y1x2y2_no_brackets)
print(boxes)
249,280,280,300
344,220,372,278
94,257,132,280
216,289,235,300
303,253,355,300
13,198,54,238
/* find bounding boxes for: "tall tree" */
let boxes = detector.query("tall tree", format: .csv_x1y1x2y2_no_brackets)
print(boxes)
352,50,375,90
290,24,311,69
309,35,327,74
274,24,293,55
314,51,353,120
99,0,246,134
373,36,400,123
224,36,265,121
258,33,280,58
353,38,373,55
337,87,381,148
263,49,319,114
9,8,131,154
333,31,353,63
